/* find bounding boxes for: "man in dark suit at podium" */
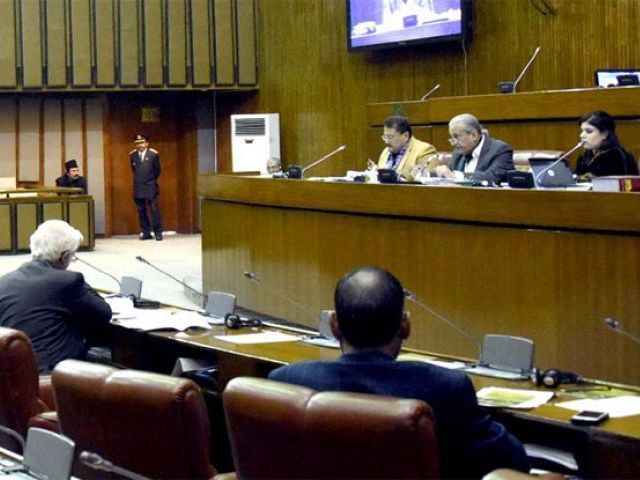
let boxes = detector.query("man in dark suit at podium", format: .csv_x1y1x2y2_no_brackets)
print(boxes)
269,266,529,479
130,133,163,241
435,113,514,184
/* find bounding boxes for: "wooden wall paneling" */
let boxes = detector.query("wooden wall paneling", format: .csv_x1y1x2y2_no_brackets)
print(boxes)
213,0,234,85
45,0,67,87
238,0,640,178
118,0,140,86
68,200,92,247
143,0,164,86
16,203,37,250
166,0,187,86
43,99,63,185
0,204,12,251
94,0,117,87
0,1,17,87
85,97,106,234
20,0,44,88
42,201,64,221
235,0,256,86
69,0,92,87
190,0,212,86
63,98,84,167
0,98,17,178
17,98,40,182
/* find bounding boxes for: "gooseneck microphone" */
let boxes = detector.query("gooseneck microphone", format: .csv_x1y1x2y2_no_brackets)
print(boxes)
74,254,121,288
136,256,206,307
403,289,482,357
420,83,441,101
605,317,640,346
300,144,347,178
534,141,584,184
242,271,319,335
512,46,541,93
80,451,151,480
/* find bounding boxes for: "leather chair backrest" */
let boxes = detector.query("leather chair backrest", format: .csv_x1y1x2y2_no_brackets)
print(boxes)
223,376,440,479
53,360,216,480
0,327,42,451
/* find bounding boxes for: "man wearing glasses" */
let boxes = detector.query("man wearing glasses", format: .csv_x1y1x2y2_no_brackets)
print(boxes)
0,220,111,373
434,113,514,184
375,116,438,181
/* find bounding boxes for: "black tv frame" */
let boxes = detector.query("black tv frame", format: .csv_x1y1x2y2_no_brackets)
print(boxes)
347,0,473,53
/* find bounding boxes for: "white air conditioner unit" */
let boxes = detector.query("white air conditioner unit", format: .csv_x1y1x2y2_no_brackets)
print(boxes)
231,113,281,173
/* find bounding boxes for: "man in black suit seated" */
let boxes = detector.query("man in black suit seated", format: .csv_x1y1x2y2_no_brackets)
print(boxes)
0,220,112,373
269,266,530,479
55,159,88,194
434,113,514,184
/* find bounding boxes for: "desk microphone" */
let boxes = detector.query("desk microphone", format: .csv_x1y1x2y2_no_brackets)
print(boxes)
243,270,319,334
79,451,151,480
534,141,583,184
136,256,206,307
499,46,541,93
287,145,347,179
301,144,347,178
420,83,440,101
605,317,640,346
403,289,482,357
73,254,121,288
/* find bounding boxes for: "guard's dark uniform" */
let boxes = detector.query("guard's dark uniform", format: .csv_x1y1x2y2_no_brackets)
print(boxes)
130,140,163,240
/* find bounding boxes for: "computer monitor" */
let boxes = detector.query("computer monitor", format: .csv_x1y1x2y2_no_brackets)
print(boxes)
594,69,640,88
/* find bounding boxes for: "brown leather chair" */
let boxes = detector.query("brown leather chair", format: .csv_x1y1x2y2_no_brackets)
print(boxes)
0,327,59,453
222,377,439,479
52,359,217,479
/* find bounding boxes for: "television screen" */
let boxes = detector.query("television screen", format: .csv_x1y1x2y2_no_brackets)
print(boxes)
347,0,470,51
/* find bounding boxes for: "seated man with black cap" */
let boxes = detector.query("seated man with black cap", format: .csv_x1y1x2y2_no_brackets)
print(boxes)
269,266,530,479
55,159,88,193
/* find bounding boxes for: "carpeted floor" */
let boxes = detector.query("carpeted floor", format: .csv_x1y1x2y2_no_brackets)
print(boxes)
0,233,203,310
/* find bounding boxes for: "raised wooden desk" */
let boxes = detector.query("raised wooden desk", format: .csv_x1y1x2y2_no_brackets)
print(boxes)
199,174,640,386
0,187,94,253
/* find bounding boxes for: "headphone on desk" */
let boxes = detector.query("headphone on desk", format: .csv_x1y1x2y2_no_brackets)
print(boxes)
533,368,583,388
224,313,263,329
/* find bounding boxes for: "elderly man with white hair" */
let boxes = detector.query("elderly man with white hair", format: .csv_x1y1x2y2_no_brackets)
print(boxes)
434,113,514,184
0,220,111,373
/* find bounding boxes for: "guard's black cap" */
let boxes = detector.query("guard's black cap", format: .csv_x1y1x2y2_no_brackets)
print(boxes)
133,133,148,143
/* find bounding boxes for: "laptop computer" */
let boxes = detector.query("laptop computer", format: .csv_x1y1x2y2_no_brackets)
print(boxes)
594,69,640,88
529,158,576,188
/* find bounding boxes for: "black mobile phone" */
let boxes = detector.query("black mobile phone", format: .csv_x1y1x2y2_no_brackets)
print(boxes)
570,410,609,425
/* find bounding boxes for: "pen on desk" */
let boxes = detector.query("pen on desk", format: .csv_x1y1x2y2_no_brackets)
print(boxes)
558,386,609,393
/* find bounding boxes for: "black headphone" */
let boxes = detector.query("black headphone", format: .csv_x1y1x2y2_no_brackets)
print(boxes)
224,313,262,329
533,368,583,388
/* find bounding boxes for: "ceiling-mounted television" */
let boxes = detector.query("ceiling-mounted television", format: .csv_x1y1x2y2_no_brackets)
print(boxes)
347,0,472,52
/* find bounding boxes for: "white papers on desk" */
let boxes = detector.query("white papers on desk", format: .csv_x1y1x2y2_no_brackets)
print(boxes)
397,353,466,370
215,331,300,344
555,396,640,418
113,310,212,332
476,387,554,409
105,296,135,318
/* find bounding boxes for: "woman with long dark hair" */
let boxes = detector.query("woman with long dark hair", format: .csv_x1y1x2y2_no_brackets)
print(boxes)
575,110,639,179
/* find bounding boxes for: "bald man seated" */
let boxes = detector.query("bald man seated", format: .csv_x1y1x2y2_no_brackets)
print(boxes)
269,266,530,479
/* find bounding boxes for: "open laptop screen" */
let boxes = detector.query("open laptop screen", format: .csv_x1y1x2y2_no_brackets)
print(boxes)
529,158,576,188
595,69,640,88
